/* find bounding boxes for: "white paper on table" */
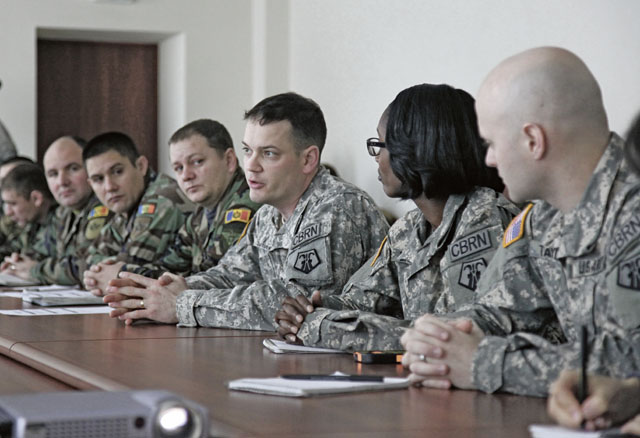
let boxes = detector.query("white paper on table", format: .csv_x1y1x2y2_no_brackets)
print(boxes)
262,338,347,354
529,425,622,438
0,306,112,316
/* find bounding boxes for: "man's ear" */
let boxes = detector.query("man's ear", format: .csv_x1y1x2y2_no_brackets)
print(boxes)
223,148,238,173
30,190,44,208
301,145,320,174
523,123,547,160
135,155,149,176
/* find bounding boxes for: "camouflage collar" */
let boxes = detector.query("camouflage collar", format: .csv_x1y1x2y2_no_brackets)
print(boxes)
548,132,624,256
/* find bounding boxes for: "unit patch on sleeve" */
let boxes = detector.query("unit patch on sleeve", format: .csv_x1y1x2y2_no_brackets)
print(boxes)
458,258,487,291
503,203,533,248
449,229,492,262
224,208,252,224
137,203,156,215
618,254,640,290
293,248,321,274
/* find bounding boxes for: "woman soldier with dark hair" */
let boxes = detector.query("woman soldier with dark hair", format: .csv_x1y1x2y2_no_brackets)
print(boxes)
275,83,520,351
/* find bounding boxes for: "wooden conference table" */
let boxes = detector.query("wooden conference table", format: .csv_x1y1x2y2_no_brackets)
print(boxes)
0,294,551,437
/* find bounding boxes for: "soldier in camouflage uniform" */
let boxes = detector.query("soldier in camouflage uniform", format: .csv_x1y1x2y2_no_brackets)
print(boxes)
276,84,519,351
0,163,57,275
401,47,640,397
546,113,640,434
123,119,260,278
8,137,113,285
104,92,388,330
82,132,192,295
0,157,35,257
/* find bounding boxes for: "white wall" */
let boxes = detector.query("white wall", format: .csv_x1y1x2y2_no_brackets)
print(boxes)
289,0,640,216
1,0,639,217
0,0,254,174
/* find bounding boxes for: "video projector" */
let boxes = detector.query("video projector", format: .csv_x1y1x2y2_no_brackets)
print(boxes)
0,390,208,438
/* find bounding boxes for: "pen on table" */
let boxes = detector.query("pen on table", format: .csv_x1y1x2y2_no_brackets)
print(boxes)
579,324,589,404
281,374,384,382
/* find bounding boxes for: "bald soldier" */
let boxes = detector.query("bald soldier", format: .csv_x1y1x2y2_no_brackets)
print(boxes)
401,47,640,396
4,137,112,285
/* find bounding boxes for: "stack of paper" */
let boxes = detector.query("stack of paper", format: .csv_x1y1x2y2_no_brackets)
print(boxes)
529,425,623,438
228,372,409,397
262,338,346,354
0,273,40,287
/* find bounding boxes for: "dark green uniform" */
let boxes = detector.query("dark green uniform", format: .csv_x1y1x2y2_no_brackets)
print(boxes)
87,172,194,267
124,169,260,277
29,195,112,285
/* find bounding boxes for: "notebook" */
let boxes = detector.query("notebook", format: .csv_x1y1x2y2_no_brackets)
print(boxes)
228,371,410,397
262,338,346,354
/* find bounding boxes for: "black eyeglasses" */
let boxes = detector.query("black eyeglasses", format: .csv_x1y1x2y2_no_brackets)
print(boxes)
366,138,386,157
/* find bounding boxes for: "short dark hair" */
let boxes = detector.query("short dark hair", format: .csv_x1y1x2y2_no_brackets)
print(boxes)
169,119,233,153
0,155,34,168
1,163,54,200
244,92,327,154
83,132,140,166
626,112,640,175
385,83,503,200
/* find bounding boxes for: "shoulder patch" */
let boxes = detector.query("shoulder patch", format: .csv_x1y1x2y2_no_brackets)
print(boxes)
618,254,640,290
224,208,252,224
503,203,533,248
458,258,487,290
88,205,109,219
370,236,388,267
85,218,106,240
138,203,156,215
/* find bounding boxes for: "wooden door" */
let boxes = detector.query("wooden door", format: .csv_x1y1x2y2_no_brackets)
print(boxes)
37,39,158,169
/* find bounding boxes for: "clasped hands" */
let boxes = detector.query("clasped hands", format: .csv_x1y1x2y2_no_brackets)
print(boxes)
83,260,186,325
0,252,37,280
274,290,322,344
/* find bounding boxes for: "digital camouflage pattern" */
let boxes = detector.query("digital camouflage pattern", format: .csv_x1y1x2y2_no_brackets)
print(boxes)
297,187,520,351
87,172,194,268
28,195,113,285
458,134,640,397
125,169,261,277
176,167,389,330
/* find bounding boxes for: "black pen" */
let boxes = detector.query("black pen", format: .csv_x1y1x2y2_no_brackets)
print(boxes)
281,374,384,382
579,325,589,404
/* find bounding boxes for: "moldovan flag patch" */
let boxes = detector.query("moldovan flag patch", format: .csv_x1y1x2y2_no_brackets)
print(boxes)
89,205,109,218
225,209,252,224
503,203,533,248
138,203,156,215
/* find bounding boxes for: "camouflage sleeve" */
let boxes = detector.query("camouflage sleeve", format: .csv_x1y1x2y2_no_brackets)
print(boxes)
86,221,121,266
472,242,640,397
116,199,186,266
457,238,559,337
177,195,389,330
297,308,409,351
30,225,105,286
125,216,196,278
321,237,402,314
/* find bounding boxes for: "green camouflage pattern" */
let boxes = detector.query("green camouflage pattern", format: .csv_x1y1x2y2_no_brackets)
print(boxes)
87,172,193,268
176,167,390,331
0,214,23,258
29,195,113,285
297,187,520,351
124,169,261,277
